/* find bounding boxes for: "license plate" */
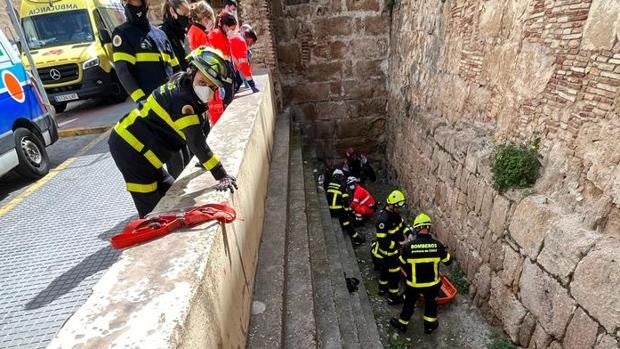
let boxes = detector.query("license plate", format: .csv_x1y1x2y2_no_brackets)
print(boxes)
55,93,79,102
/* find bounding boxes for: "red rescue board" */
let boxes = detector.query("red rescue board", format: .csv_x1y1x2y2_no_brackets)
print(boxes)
111,203,236,249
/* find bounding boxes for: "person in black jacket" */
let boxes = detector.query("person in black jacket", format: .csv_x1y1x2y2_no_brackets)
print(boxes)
112,0,180,106
390,213,452,334
160,0,191,70
108,47,237,218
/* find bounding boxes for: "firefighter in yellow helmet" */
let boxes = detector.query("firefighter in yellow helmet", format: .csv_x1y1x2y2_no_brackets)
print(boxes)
390,213,452,334
372,189,412,305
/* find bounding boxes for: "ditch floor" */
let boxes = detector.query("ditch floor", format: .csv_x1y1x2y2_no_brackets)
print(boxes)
349,178,514,349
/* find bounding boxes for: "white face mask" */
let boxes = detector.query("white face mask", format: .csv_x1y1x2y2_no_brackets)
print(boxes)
194,85,214,103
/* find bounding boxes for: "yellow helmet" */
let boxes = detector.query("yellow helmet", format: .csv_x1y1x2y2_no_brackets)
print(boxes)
413,213,432,228
386,189,406,207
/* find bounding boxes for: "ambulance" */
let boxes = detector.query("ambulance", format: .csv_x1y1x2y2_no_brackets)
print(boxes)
0,29,58,179
20,0,126,112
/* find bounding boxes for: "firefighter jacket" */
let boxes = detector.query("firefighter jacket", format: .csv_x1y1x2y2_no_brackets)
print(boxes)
375,209,412,257
400,234,452,288
230,33,252,79
112,74,226,180
326,180,349,212
112,23,180,103
207,28,231,61
350,184,376,217
187,23,210,50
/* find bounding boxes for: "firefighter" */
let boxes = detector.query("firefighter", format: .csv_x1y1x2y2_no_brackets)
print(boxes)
112,0,180,106
326,169,365,246
373,189,412,304
390,213,452,334
108,47,237,218
346,176,376,223
113,0,186,178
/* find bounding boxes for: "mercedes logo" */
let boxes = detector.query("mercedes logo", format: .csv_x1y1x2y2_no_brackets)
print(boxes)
49,69,61,81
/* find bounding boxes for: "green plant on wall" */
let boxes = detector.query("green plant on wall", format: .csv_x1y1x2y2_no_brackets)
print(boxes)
491,137,541,192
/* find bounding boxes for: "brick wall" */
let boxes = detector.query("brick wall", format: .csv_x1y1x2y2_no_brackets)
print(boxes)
267,0,390,158
386,0,619,348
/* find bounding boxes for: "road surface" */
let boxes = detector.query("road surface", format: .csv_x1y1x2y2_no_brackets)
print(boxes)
0,98,136,349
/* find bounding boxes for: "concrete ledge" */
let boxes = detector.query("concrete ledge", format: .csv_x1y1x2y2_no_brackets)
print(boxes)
48,72,276,349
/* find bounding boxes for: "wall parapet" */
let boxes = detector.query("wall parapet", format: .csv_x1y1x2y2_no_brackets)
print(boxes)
47,72,277,349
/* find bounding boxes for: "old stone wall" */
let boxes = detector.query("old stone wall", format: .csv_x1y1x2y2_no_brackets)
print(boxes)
385,0,619,348
269,0,390,158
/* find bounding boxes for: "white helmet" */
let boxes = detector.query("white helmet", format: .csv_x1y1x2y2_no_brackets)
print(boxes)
346,176,358,186
332,169,344,177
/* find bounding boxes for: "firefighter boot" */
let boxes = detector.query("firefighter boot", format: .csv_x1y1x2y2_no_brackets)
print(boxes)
424,319,439,334
387,293,403,305
350,231,366,246
389,318,408,333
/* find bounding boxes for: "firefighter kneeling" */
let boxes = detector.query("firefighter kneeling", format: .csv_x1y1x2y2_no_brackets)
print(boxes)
346,176,376,224
326,170,365,246
390,213,452,334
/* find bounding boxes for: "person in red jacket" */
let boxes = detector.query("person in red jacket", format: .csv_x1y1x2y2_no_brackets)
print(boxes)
347,176,376,221
187,1,215,50
230,27,259,93
208,11,237,107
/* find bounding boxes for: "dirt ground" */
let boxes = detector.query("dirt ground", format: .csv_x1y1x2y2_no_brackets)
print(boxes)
352,178,511,349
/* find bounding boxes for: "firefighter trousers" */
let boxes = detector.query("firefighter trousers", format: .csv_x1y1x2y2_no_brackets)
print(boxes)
108,131,175,218
398,284,441,331
378,254,401,300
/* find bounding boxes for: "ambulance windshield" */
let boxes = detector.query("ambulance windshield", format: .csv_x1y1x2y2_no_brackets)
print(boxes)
23,10,94,49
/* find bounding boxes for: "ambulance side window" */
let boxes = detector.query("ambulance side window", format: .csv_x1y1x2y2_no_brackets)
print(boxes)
93,9,107,33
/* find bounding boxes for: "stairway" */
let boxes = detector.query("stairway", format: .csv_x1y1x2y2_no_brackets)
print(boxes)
247,116,381,349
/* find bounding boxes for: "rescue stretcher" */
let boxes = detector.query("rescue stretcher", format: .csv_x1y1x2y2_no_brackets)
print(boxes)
111,203,236,249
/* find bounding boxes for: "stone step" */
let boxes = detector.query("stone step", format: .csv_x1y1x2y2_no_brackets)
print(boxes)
283,127,318,348
331,216,382,349
299,142,381,348
302,154,344,348
247,112,291,348
315,188,362,349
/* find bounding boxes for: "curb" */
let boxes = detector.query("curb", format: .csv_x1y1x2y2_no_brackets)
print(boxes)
58,125,112,138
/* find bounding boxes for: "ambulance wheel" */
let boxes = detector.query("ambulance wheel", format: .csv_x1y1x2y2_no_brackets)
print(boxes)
53,102,67,113
14,128,50,179
108,74,128,103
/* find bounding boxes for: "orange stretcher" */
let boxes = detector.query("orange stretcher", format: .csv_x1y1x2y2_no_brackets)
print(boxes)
437,273,458,305
111,203,236,249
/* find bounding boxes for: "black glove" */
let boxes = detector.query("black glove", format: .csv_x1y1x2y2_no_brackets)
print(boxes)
247,79,260,93
216,175,238,193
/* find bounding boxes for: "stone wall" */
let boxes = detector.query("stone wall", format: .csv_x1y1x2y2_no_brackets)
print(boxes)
268,0,390,158
385,0,619,348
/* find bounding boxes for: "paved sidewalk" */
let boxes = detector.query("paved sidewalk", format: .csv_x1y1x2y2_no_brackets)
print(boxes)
0,135,136,349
